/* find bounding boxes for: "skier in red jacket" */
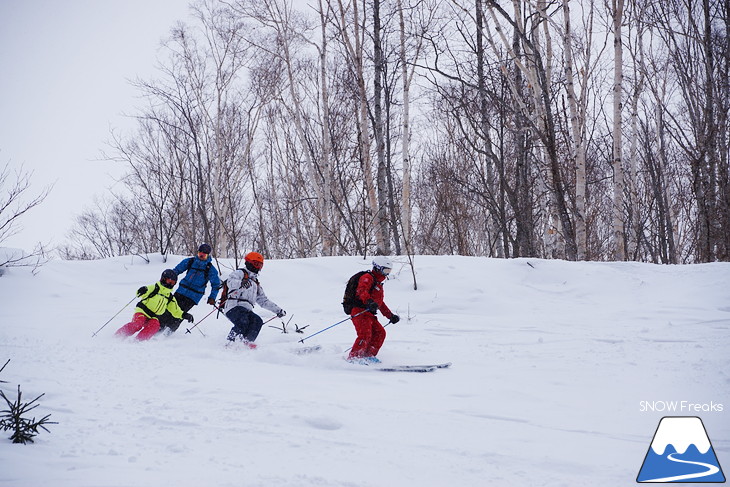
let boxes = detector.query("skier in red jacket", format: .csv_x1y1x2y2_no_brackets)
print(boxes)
347,257,400,363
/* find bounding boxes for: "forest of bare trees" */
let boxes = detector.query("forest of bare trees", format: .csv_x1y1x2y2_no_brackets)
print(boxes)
62,0,730,264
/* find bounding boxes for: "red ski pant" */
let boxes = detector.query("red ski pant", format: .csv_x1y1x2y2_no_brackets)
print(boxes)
348,312,386,359
115,313,161,341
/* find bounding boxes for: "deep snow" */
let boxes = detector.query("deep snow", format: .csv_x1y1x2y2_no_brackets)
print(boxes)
0,254,728,486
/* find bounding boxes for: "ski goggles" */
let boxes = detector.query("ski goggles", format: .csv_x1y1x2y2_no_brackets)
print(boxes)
197,251,209,259
163,277,177,286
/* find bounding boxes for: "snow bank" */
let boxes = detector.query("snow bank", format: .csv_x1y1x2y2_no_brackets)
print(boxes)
0,255,728,486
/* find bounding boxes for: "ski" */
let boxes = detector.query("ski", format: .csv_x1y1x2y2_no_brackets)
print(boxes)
292,345,322,355
376,363,451,373
376,365,438,373
391,362,452,370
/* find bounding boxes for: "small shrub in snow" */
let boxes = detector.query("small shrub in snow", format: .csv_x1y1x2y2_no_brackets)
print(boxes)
0,359,56,444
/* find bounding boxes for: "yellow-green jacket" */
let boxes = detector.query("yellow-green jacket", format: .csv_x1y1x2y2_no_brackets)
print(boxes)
135,282,185,319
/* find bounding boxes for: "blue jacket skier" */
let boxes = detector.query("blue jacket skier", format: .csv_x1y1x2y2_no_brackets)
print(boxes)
158,243,221,334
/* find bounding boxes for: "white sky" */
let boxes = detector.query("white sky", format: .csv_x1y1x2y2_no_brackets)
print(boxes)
0,0,194,251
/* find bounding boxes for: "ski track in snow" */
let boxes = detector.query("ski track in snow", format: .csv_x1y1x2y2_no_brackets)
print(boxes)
0,254,728,486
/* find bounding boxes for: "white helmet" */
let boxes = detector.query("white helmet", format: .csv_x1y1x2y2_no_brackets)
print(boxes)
372,256,393,274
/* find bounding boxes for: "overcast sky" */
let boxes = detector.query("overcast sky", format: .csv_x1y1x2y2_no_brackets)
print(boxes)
0,0,194,252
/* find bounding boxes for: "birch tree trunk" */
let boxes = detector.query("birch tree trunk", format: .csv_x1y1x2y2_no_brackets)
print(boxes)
562,0,587,260
372,0,391,255
475,0,500,255
626,14,646,261
317,0,335,256
699,0,718,261
627,70,643,260
612,0,626,260
397,0,412,255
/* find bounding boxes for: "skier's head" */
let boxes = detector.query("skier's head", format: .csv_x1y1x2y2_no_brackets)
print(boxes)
372,256,393,277
244,252,265,273
160,269,178,289
197,243,212,259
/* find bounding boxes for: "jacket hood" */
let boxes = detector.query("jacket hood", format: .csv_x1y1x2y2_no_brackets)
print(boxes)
244,268,259,278
372,269,388,282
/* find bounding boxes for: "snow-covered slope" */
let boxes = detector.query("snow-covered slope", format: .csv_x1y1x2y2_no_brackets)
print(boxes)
1,254,728,486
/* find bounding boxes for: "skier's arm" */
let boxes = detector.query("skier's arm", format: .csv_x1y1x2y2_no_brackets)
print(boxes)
137,282,157,300
172,258,191,276
168,297,185,319
355,273,375,304
255,283,283,315
208,267,221,300
379,302,394,320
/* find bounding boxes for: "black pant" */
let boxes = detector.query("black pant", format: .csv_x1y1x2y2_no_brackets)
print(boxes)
225,306,264,342
158,293,196,333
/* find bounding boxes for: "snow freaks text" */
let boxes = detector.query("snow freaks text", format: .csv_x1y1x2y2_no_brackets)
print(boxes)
639,401,724,413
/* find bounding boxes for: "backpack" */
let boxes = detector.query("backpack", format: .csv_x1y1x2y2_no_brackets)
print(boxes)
187,258,212,280
137,283,174,317
219,269,257,307
141,282,173,303
219,280,229,307
342,271,375,314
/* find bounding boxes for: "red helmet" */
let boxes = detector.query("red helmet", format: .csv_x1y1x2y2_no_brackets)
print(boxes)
244,252,264,271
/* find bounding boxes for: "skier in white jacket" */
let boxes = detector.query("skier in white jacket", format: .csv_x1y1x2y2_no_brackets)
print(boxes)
222,252,285,348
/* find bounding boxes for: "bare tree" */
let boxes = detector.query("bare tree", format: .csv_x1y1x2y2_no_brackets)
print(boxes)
0,163,51,268
332,0,388,255
62,0,730,264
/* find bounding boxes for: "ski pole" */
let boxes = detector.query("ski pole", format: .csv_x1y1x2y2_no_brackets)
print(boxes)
298,310,367,344
185,307,219,335
207,304,277,327
269,314,294,333
92,296,137,337
263,315,278,326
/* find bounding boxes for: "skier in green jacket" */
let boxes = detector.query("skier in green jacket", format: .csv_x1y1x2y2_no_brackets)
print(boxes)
115,269,193,341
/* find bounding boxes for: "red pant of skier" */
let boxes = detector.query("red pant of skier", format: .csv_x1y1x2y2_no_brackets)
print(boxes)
115,313,161,341
349,312,387,358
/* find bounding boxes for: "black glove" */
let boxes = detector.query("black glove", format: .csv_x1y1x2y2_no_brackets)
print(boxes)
276,309,286,318
390,314,400,324
136,286,148,297
207,297,216,306
366,300,378,314
183,312,194,323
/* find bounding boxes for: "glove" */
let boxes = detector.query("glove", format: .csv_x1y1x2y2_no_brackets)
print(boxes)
183,312,194,323
390,314,400,324
277,309,286,318
366,300,378,314
207,297,216,306
136,286,148,297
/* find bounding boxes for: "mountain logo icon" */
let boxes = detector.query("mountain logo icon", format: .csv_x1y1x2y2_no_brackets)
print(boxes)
637,416,725,483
